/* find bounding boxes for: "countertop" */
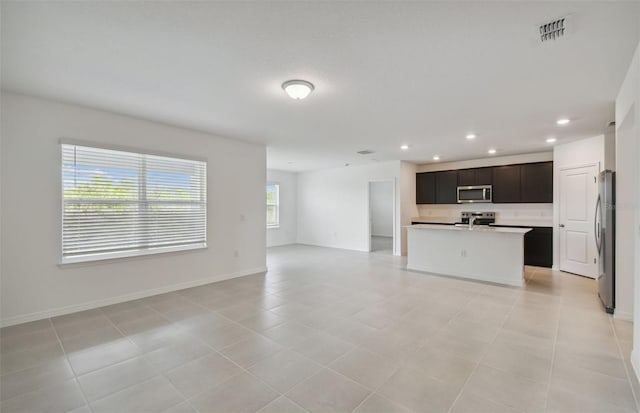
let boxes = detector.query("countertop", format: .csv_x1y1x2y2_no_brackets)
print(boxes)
407,223,532,234
411,216,552,227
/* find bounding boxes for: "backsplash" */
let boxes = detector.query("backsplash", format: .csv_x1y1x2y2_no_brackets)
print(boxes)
417,203,553,222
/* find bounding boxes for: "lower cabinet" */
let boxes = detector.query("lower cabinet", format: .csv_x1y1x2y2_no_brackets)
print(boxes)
523,227,553,268
492,225,553,268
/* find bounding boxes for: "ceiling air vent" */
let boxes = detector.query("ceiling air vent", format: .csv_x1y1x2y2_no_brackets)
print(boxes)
539,16,568,43
357,150,375,155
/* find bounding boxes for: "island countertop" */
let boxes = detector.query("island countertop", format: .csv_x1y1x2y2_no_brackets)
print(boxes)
408,224,532,234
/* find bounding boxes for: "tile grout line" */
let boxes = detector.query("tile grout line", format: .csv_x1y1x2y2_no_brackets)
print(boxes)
47,317,95,413
161,290,297,411
609,316,640,411
541,275,563,412
445,283,523,413
174,278,413,412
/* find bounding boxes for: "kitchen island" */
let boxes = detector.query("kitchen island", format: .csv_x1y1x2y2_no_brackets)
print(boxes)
407,224,532,287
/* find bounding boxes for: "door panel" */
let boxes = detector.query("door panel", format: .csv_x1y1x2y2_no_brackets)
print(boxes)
566,231,588,263
559,165,598,277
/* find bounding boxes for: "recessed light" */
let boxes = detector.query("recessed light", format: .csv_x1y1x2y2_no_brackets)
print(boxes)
400,145,409,150
488,149,497,155
433,155,440,161
466,134,476,140
546,137,557,143
556,118,570,126
282,79,314,100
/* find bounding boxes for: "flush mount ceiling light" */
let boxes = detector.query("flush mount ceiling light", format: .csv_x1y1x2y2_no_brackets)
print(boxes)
546,137,557,143
466,134,477,140
400,145,409,150
556,118,571,126
488,149,497,155
433,155,440,161
282,80,314,100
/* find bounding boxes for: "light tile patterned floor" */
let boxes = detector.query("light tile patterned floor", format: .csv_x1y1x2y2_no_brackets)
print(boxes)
0,245,638,412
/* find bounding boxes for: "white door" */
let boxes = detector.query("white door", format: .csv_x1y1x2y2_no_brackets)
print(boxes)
559,165,599,277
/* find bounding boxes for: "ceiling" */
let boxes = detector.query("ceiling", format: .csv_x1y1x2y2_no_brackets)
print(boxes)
2,1,638,172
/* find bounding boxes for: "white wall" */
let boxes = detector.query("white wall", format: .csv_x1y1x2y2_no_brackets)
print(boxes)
297,161,401,254
0,92,267,326
616,42,640,359
416,152,553,173
266,169,297,247
370,181,394,237
399,161,418,256
552,135,605,274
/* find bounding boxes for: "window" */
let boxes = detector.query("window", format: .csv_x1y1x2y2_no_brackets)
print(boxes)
266,183,279,228
61,143,207,263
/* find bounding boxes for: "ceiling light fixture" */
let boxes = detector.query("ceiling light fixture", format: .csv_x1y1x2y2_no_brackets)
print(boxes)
488,149,497,155
556,118,570,126
546,137,557,143
400,145,409,150
282,80,314,100
433,155,440,161
466,134,476,140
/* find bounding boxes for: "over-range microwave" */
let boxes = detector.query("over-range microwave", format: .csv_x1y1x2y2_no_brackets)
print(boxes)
457,185,492,203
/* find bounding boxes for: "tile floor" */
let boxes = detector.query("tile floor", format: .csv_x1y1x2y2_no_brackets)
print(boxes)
370,236,393,255
0,244,638,413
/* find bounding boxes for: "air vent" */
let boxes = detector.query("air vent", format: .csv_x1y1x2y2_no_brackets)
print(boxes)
539,16,568,42
357,150,375,155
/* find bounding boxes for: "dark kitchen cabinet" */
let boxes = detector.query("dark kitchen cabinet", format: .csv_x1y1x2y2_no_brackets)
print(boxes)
458,168,493,186
435,170,458,204
416,161,553,205
416,172,437,204
491,225,553,267
524,227,553,267
492,165,522,203
521,162,553,203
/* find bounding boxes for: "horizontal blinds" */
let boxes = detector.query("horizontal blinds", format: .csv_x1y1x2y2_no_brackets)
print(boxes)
62,144,206,258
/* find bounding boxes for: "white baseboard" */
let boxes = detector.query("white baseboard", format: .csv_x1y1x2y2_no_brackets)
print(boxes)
615,310,634,322
631,350,640,388
1,266,268,328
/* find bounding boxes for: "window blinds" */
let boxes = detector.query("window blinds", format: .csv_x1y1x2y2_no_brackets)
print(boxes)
61,144,207,261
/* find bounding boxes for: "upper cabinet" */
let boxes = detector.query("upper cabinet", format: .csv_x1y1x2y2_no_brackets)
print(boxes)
457,167,493,186
416,170,458,204
520,162,553,203
435,170,458,204
492,165,522,203
416,161,553,204
416,172,436,204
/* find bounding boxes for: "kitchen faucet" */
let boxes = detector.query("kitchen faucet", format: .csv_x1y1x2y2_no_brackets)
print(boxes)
469,216,476,229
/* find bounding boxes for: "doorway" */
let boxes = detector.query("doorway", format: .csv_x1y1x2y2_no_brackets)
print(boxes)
559,164,599,277
368,181,395,254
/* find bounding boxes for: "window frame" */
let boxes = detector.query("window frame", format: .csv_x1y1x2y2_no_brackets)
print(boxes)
59,139,208,265
266,182,280,229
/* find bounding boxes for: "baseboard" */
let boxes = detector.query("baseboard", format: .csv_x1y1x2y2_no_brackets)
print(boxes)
631,350,640,390
1,266,268,327
615,310,634,322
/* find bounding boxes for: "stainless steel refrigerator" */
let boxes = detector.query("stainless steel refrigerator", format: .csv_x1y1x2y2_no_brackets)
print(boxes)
596,170,615,314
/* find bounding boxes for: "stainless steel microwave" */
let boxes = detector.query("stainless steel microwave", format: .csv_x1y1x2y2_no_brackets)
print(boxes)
457,185,492,203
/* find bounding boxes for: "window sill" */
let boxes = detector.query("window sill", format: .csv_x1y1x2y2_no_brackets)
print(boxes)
59,243,207,266
267,225,280,229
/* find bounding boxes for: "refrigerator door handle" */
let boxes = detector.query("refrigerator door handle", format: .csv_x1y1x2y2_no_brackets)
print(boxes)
594,194,602,253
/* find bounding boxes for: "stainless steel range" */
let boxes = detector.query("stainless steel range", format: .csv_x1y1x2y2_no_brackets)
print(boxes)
459,211,496,226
